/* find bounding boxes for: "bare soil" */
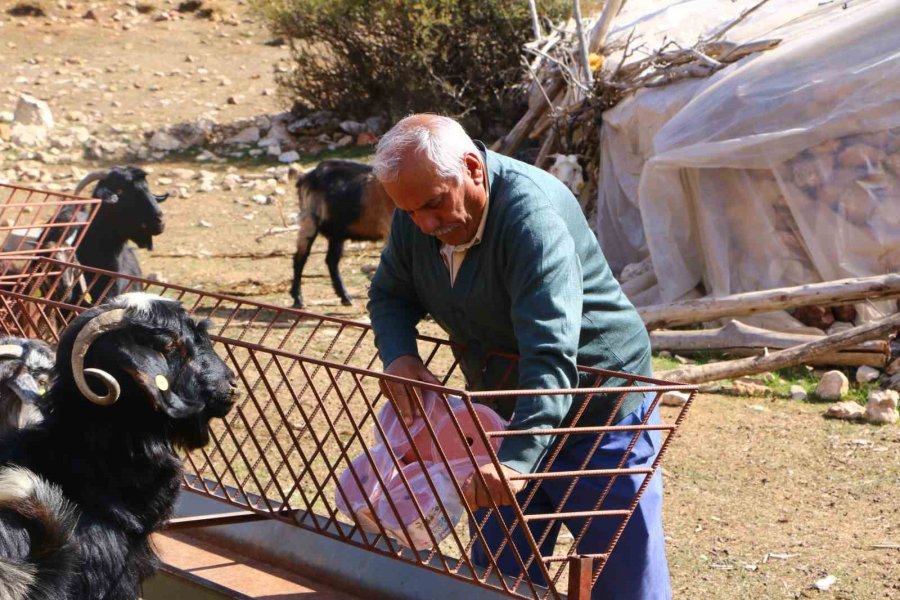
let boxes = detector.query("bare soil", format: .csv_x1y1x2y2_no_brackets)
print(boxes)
0,2,897,598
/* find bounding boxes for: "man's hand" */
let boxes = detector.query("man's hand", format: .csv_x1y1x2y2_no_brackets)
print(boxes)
381,355,441,425
462,463,527,511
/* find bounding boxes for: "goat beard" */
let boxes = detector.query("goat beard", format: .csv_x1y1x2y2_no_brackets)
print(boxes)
132,231,154,250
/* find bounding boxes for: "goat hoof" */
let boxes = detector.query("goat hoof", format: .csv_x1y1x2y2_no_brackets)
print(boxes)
291,299,304,309
341,297,353,307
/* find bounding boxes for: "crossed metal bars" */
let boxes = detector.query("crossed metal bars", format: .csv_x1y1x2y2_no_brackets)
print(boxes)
0,257,696,599
0,183,100,294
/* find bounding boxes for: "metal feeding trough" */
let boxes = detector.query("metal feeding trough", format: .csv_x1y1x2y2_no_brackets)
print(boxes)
0,212,696,599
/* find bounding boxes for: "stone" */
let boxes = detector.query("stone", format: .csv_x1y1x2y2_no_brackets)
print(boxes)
855,366,880,384
659,391,690,407
336,134,353,148
814,575,837,592
865,389,899,425
278,150,300,163
824,401,864,420
364,115,387,134
789,385,807,401
258,120,292,148
339,120,367,135
815,370,849,401
13,94,54,129
0,112,14,123
226,95,243,105
9,124,48,147
225,126,260,145
251,194,271,205
885,357,900,376
732,378,770,397
148,131,182,151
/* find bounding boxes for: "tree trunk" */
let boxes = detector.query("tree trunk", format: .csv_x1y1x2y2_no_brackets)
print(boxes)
640,273,900,330
658,311,900,383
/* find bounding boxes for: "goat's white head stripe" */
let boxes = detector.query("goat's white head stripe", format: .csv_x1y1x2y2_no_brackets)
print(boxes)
111,292,176,316
71,309,129,406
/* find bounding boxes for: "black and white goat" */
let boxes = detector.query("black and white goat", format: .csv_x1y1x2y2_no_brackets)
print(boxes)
0,292,237,599
66,166,169,301
0,337,54,435
290,160,394,308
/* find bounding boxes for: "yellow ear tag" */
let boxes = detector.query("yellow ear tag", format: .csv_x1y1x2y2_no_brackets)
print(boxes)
85,292,93,303
38,388,46,396
155,375,169,392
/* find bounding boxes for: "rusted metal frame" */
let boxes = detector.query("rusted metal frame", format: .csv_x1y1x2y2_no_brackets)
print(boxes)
490,373,617,593
247,350,345,524
408,388,532,598
448,393,556,600
384,381,504,585
165,510,277,530
282,363,401,550
198,345,283,514
567,555,594,600
312,370,401,548
590,390,696,587
229,347,303,512
466,384,697,398
554,389,659,588
492,424,675,436
315,364,442,566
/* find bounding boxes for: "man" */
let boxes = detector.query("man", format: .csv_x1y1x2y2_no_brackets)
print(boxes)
368,114,670,599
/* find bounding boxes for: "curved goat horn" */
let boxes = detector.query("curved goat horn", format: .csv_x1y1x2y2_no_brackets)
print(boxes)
71,308,129,406
74,170,111,196
0,344,24,359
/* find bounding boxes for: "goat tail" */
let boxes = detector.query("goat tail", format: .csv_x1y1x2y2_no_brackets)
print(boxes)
0,466,79,600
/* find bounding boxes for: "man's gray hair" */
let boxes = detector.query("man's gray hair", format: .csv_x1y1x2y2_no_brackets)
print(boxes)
372,115,479,184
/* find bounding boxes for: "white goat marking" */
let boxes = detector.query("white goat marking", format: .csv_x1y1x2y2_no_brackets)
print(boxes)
111,292,176,315
0,466,37,503
25,350,53,372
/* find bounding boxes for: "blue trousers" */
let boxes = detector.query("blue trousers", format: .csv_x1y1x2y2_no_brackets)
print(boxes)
471,393,671,599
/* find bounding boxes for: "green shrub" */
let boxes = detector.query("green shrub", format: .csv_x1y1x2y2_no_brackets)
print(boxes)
254,0,569,135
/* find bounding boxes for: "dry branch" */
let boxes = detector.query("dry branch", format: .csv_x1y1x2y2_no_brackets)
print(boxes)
639,273,900,330
659,311,900,384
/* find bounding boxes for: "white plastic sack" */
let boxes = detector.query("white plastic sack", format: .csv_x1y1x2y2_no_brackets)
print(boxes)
593,0,899,323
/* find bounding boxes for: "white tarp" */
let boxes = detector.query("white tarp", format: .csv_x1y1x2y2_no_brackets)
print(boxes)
593,0,899,325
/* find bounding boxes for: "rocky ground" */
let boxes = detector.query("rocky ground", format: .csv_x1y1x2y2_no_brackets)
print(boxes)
0,1,897,598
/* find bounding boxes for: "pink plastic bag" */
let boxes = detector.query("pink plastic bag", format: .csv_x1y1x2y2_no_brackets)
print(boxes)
374,459,474,551
334,445,398,533
430,398,507,465
375,388,439,463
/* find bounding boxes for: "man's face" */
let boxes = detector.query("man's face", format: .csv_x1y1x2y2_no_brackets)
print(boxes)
382,151,487,246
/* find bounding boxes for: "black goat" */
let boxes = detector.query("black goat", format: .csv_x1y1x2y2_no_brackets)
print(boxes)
0,292,237,599
67,166,169,301
290,160,394,308
0,337,54,435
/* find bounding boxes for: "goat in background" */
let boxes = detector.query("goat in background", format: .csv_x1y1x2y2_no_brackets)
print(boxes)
0,292,237,599
290,160,394,308
60,166,169,301
0,337,54,434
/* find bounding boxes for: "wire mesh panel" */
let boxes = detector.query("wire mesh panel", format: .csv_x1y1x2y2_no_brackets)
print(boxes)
0,184,100,295
1,258,697,599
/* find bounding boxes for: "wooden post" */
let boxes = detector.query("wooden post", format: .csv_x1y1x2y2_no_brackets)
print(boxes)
528,0,542,42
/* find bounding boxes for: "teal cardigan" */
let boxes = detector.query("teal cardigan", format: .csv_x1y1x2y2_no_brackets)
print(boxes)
368,145,651,473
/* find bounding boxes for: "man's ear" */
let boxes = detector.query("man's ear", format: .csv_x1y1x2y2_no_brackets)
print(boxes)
463,152,484,186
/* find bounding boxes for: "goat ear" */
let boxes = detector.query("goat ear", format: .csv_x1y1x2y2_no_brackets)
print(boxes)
154,193,169,203
95,186,120,205
7,371,43,403
115,346,203,418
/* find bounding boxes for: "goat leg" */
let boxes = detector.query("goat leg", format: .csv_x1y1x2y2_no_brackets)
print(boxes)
290,232,317,309
326,238,352,306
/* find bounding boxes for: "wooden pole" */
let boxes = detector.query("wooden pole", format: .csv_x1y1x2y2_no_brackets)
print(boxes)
527,0,542,41
639,273,900,330
573,0,594,89
587,0,625,53
659,311,900,384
